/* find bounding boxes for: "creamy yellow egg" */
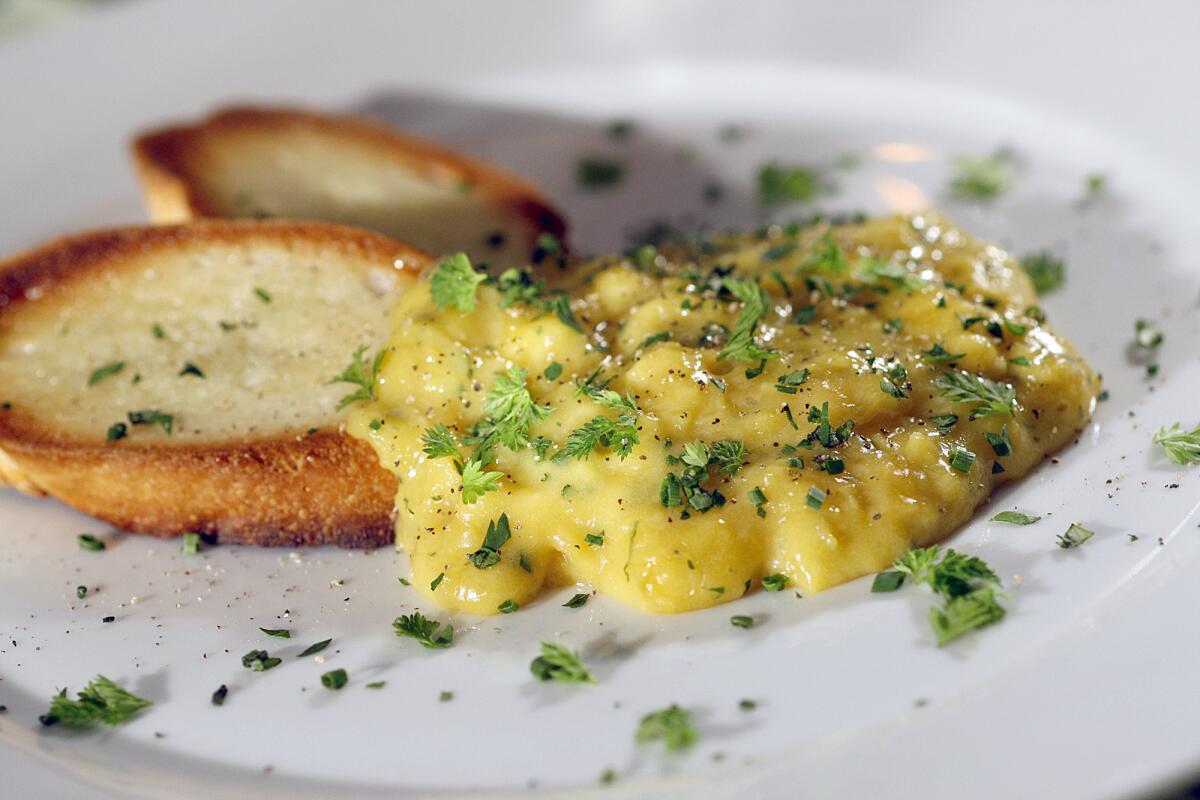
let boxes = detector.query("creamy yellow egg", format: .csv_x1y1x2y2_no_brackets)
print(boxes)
348,213,1098,615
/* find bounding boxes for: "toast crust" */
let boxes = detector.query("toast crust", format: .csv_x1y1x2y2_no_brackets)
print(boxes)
0,220,431,547
131,105,567,254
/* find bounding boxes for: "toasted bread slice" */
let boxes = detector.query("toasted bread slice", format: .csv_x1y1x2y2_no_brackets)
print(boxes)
0,220,430,547
132,106,566,269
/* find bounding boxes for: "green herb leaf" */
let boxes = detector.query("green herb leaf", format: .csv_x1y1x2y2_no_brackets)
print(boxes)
990,511,1041,525
259,627,290,639
88,361,125,386
530,641,596,684
211,685,228,706
430,252,487,312
471,368,552,457
922,343,966,363
469,513,511,569
1057,522,1095,549
577,156,625,189
421,423,460,459
929,587,1006,645
393,612,454,649
984,426,1013,457
181,532,201,555
934,371,1015,418
78,533,106,552
949,447,976,473
563,593,590,608
106,422,128,442
758,162,820,206
544,361,564,381
460,459,503,504
497,598,519,614
806,486,826,509
330,345,386,410
730,615,754,629
717,277,778,363
871,571,906,593
858,256,925,291
127,409,174,434
1153,422,1200,465
253,287,272,303
40,676,152,728
761,573,789,592
948,150,1012,200
1020,251,1066,295
1134,318,1164,349
297,639,332,658
241,649,282,672
178,362,205,378
636,704,697,751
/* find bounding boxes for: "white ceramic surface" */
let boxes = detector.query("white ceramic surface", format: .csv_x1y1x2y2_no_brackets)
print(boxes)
2,2,1199,798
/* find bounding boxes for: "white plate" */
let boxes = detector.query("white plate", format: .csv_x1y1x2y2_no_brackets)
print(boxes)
3,2,1200,798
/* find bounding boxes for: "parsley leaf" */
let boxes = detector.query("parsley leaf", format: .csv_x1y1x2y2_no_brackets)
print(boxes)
127,409,174,434
934,371,1016,418
762,573,789,592
929,587,1006,646
857,256,924,291
718,277,778,363
948,150,1012,200
330,345,386,410
990,510,1041,525
893,546,1007,645
636,704,697,751
393,611,454,649
430,252,487,312
469,513,511,569
40,676,152,728
800,231,848,274
471,368,552,456
1057,522,1095,549
530,641,596,684
241,649,282,671
1020,251,1066,295
922,343,966,363
88,361,125,386
1153,422,1200,465
460,459,503,504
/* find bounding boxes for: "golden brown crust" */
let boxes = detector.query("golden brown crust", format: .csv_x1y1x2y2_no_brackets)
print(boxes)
0,220,432,547
131,105,567,245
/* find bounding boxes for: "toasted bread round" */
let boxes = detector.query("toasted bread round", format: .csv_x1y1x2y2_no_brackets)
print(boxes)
132,106,567,269
0,220,430,547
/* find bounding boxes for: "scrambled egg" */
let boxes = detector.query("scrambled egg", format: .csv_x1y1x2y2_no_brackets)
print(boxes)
349,214,1098,615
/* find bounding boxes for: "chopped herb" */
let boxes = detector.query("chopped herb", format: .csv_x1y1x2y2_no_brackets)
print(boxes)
1010,356,1032,366
774,369,809,394
934,371,1015,418
564,593,589,609
893,546,1006,644
181,532,201,555
879,362,910,399
88,361,125,386
211,684,228,706
151,324,165,339
990,511,1041,525
530,641,596,684
472,367,552,457
636,704,697,751
76,585,87,599
498,599,519,614
929,414,959,435
330,345,385,410
949,447,976,473
717,277,778,363
641,331,671,349
577,156,625,189
748,487,767,518
758,162,821,206
253,287,271,303
320,669,348,690
468,513,511,569
709,586,725,596
1134,318,1164,349
78,533,106,552
297,639,332,658
430,252,487,312
883,317,904,334
858,256,924,291
241,649,282,672
421,423,460,460
365,681,386,689
762,573,788,592
948,150,1012,200
544,361,564,381
922,343,966,363
1020,252,1066,295
259,627,290,639
585,532,605,547
984,426,1012,457
1057,522,1095,549
1152,422,1200,465
871,571,906,593
106,422,128,442
806,486,826,509
558,390,640,461
40,676,152,728
393,612,454,649
460,459,503,504
929,587,1007,646
1083,172,1107,200
730,615,754,629
127,409,174,434
439,690,454,702
430,572,445,591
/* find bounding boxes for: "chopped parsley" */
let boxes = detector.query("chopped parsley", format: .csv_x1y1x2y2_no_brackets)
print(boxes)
88,361,125,386
871,571,906,592
530,641,596,684
178,362,205,378
297,639,332,658
801,231,848,274
330,345,385,410
393,611,454,649
660,440,744,514
984,426,1013,457
211,684,228,706
893,546,1006,645
758,162,820,206
430,252,487,312
774,369,809,394
730,615,754,629
948,150,1012,200
543,361,564,381
78,533,105,552
858,256,924,291
151,323,165,339
320,669,348,690
105,422,128,442
563,593,590,608
241,649,282,671
127,409,174,434
259,627,290,639
253,287,272,303
430,572,445,591
1057,522,1095,549
762,573,788,592
929,414,959,435
934,371,1015,418
577,156,625,189
365,681,386,689
39,676,152,728
990,510,1041,525
748,486,768,517
585,532,605,546
717,277,778,363
469,513,511,569
1153,422,1200,465
1020,251,1066,294
1134,318,1164,349
460,459,504,504
636,704,697,751
879,363,910,399
922,343,965,363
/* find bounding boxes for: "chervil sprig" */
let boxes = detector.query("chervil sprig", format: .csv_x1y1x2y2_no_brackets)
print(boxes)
393,611,454,649
430,252,487,312
934,371,1016,418
557,389,640,461
469,368,552,460
891,546,1006,645
530,641,596,684
330,345,386,410
1152,422,1200,465
717,277,778,363
40,675,152,728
